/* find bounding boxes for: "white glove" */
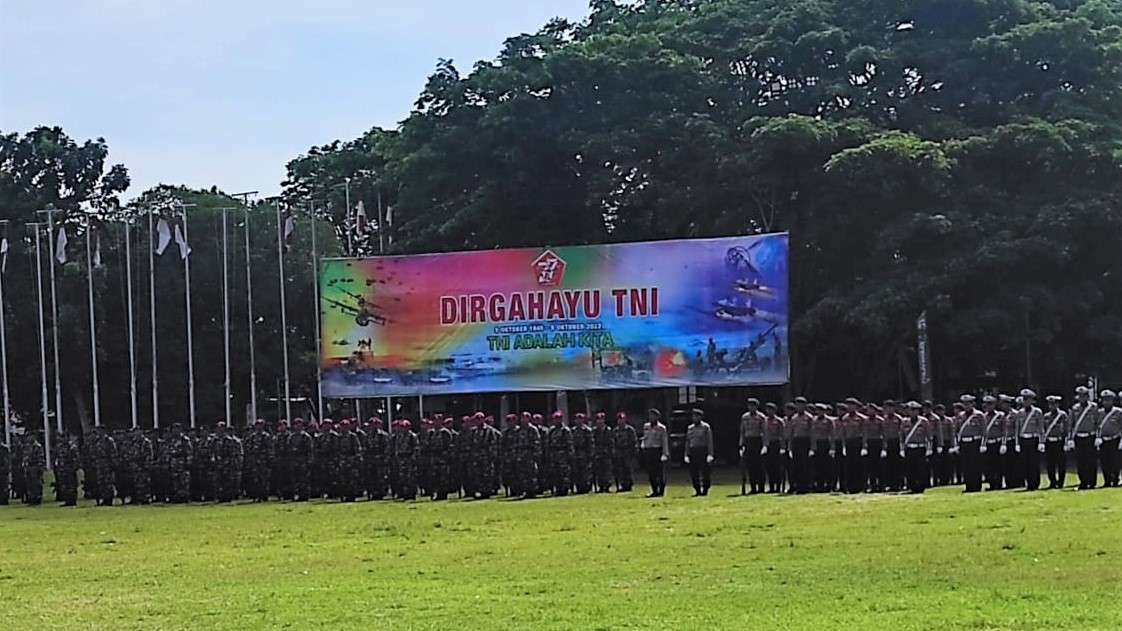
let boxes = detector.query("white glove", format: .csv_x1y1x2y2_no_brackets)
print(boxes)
1000,445,1007,455
660,455,668,462
1014,445,1021,453
1117,440,1122,451
860,448,868,457
1065,441,1074,452
829,450,836,458
950,447,959,454
780,448,787,456
1037,444,1045,453
760,446,768,455
808,449,815,457
980,445,987,454
1095,438,1103,448
706,455,714,464
899,450,905,459
925,449,932,457
880,449,887,458
936,446,943,454
739,447,745,457
684,456,690,464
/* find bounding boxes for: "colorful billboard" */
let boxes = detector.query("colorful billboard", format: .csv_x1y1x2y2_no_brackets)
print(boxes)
320,233,788,397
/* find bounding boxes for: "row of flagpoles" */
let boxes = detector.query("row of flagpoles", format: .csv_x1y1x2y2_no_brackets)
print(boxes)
0,195,374,465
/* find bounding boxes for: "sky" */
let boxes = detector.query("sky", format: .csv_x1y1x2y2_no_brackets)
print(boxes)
0,0,591,200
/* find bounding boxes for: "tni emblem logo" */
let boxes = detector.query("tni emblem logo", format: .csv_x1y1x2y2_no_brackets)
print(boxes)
532,249,566,287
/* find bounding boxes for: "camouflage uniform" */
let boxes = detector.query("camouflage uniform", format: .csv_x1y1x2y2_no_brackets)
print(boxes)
12,435,25,501
535,418,551,495
53,436,81,506
418,424,435,498
0,441,9,504
365,423,390,499
546,421,574,496
611,420,638,492
214,428,244,502
335,423,364,501
390,423,419,500
166,426,193,503
501,420,518,495
314,424,338,499
431,424,456,500
191,429,216,501
23,435,46,505
243,423,275,501
273,423,292,500
570,420,594,494
286,422,315,501
93,429,118,506
79,433,96,500
115,429,136,502
512,421,541,497
151,430,170,502
131,429,155,504
471,421,502,499
591,420,614,492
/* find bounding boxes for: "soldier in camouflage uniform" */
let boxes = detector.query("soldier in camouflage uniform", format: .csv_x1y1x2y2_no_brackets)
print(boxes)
0,438,9,505
364,418,390,499
12,434,25,501
459,414,480,498
418,418,435,498
508,413,538,498
243,419,275,502
533,413,551,495
129,427,155,504
314,419,338,499
501,414,519,496
431,416,456,500
335,419,364,501
166,423,193,503
190,427,214,501
570,413,594,494
214,422,244,502
287,418,315,501
471,415,502,499
115,429,136,503
546,411,573,496
612,412,638,492
92,427,118,506
391,419,419,500
273,420,292,500
150,429,169,503
23,433,46,505
591,413,613,493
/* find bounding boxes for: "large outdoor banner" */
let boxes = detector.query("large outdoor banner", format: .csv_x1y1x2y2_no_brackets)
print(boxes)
320,233,789,397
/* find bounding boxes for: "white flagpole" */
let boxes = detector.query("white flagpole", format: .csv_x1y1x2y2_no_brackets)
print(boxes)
244,208,258,421
182,205,197,428
31,226,52,465
147,206,160,429
40,209,64,435
344,177,353,255
275,201,291,422
0,220,10,446
309,201,324,423
222,209,232,426
124,222,139,429
84,217,102,427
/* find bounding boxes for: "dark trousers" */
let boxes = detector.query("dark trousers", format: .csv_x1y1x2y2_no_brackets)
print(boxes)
790,437,811,493
984,441,1004,490
1101,438,1121,487
844,439,863,493
744,437,764,493
813,440,832,492
1004,447,1024,488
687,447,711,495
641,448,665,496
764,440,785,492
865,439,883,491
884,439,902,490
1021,437,1040,490
1044,439,1066,488
833,441,845,491
1075,436,1097,489
905,446,928,493
961,441,983,492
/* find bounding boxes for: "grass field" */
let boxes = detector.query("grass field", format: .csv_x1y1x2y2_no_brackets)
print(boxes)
3,471,1121,630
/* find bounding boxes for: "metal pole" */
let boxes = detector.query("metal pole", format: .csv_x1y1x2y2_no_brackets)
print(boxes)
377,190,385,255
39,209,63,435
85,217,101,427
31,227,52,465
244,209,257,421
222,209,232,425
275,201,292,422
147,206,160,429
182,206,196,428
0,220,9,446
344,177,352,255
124,223,139,428
418,395,424,419
310,201,324,424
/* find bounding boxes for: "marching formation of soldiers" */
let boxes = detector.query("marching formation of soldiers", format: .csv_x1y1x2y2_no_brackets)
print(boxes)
4,385,1119,506
1,410,643,506
736,387,1122,495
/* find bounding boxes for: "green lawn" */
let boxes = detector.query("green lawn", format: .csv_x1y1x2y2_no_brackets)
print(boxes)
2,472,1120,630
